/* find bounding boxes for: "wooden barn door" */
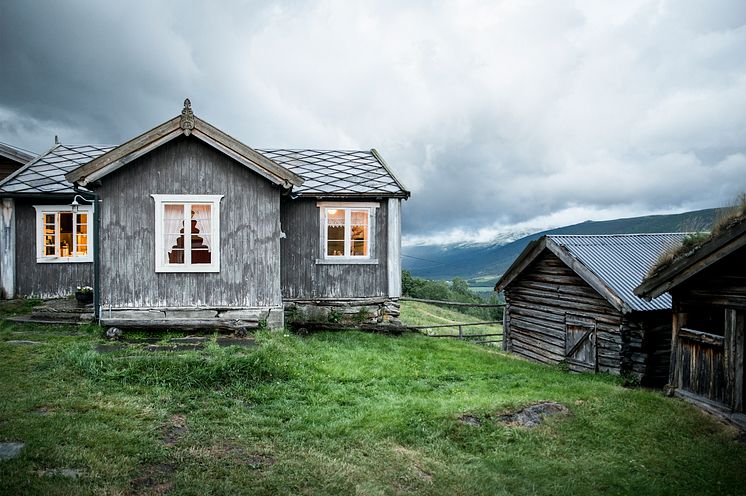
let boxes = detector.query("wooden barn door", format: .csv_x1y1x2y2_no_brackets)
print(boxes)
565,315,598,372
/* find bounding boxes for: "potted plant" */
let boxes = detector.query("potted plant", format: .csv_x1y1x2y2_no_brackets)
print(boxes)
75,286,93,304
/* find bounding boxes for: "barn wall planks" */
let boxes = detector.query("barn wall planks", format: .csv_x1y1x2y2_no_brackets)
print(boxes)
503,250,669,384
669,244,746,414
280,197,388,299
14,198,93,298
93,136,282,309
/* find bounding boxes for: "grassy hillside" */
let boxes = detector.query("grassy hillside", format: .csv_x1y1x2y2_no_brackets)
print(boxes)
399,300,502,340
404,207,722,280
2,316,746,494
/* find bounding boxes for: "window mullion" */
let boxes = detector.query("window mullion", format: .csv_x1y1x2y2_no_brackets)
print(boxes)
184,203,191,266
72,213,78,257
55,213,60,258
344,209,351,257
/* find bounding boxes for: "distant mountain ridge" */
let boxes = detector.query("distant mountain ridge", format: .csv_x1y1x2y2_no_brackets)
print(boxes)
402,207,722,281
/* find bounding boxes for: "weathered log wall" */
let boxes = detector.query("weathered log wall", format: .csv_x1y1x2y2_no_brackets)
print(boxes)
504,251,624,373
503,250,669,383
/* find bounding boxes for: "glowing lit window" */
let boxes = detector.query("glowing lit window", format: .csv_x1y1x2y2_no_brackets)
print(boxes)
34,205,93,263
322,206,372,259
152,194,223,273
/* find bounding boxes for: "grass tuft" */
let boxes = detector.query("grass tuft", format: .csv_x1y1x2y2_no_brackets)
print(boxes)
61,334,296,389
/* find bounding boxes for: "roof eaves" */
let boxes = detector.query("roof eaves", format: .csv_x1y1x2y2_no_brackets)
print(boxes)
66,117,181,185
370,148,410,199
0,143,59,194
0,143,36,164
494,237,547,292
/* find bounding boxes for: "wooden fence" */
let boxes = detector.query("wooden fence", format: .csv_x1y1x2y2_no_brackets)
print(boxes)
400,297,505,345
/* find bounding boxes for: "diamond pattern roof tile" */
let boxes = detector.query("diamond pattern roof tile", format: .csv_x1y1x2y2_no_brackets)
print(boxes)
0,145,407,198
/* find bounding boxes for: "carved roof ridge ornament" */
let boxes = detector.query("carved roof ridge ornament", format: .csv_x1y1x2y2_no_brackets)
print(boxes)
180,98,195,136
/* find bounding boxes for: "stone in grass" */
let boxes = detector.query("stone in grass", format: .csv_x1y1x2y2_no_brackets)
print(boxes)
38,468,84,479
499,402,569,428
105,327,123,340
0,442,24,460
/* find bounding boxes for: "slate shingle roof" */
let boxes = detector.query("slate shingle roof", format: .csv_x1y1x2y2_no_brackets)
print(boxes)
547,233,688,312
0,144,408,198
0,144,114,194
256,149,407,197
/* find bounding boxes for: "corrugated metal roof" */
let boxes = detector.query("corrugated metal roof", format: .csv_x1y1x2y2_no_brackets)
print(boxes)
0,144,408,197
547,233,688,312
256,149,407,197
0,144,114,194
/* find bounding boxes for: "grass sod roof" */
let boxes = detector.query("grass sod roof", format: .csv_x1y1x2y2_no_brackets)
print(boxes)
636,197,746,300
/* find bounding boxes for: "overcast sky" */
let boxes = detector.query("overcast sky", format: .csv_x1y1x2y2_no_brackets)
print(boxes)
1,0,745,244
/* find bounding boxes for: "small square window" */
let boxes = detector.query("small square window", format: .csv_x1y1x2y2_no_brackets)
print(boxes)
34,205,93,263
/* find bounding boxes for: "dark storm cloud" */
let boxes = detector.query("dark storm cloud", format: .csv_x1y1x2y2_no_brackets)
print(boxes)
1,0,745,244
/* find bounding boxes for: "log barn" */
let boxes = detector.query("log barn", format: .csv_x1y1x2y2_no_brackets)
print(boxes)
495,234,687,385
636,217,746,427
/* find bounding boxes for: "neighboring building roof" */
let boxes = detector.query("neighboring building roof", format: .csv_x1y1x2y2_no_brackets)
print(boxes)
257,148,408,198
0,142,36,166
636,216,746,300
0,144,114,195
495,233,689,313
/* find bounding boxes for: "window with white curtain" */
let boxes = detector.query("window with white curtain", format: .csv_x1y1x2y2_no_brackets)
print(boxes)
152,194,223,272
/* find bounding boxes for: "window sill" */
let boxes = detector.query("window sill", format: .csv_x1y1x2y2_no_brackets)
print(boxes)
316,258,379,265
37,258,93,264
155,265,220,273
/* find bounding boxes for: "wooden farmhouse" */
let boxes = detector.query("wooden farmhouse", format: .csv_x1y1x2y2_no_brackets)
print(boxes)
0,100,409,329
495,234,687,385
636,217,746,427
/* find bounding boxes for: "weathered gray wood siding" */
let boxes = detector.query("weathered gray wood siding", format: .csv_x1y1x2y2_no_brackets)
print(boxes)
14,198,93,298
93,136,282,308
280,198,388,299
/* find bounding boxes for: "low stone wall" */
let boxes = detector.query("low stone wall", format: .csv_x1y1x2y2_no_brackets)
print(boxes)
100,306,284,330
283,298,400,326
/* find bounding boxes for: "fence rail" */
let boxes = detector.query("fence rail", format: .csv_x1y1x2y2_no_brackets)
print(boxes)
400,297,505,308
400,298,504,344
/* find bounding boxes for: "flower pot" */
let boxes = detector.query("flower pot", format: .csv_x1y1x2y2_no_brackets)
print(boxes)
75,291,93,305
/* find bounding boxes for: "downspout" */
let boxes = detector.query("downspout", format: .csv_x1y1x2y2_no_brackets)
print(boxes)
73,185,101,320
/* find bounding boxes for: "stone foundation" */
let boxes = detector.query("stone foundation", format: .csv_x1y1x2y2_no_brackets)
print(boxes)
283,298,400,326
100,306,284,330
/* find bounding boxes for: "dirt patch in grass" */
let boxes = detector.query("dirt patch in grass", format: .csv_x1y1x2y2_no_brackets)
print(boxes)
458,413,483,427
129,463,175,496
393,445,433,483
162,414,188,446
206,443,276,469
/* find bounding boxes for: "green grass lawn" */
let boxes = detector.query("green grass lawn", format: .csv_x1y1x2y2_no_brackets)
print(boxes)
1,310,745,495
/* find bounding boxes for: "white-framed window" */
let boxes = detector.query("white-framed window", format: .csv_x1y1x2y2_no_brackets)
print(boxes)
34,205,93,263
152,194,223,273
317,202,378,263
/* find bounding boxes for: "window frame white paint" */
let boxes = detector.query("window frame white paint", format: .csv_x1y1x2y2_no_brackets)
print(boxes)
33,204,94,263
317,201,378,264
152,194,223,273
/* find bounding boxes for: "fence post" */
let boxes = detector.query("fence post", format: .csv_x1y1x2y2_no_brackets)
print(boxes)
458,325,463,339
